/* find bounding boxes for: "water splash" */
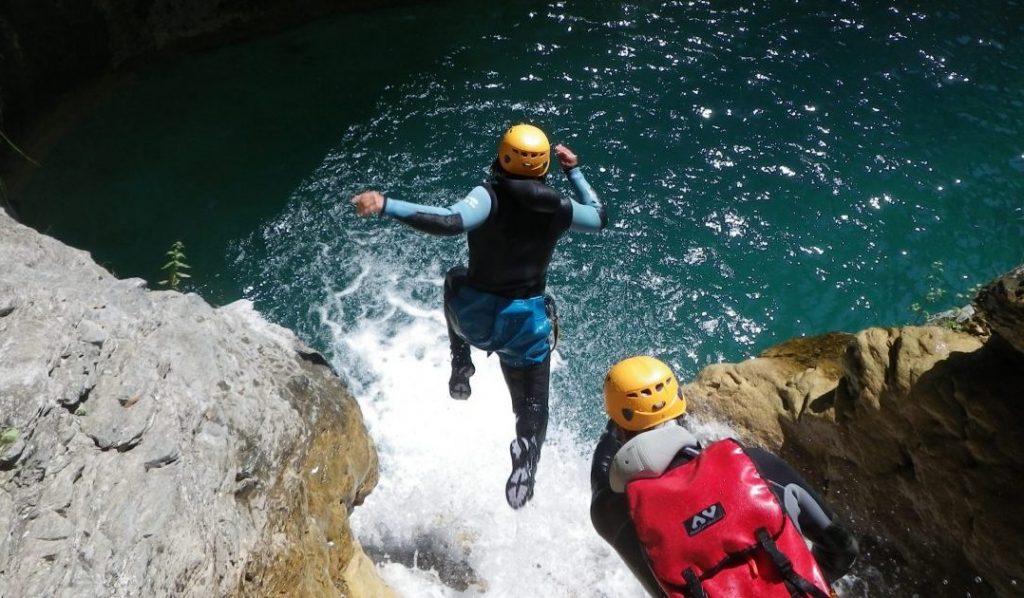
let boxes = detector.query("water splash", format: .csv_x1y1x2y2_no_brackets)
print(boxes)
317,261,648,596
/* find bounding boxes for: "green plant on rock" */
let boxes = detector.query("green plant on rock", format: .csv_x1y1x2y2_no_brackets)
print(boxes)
160,240,192,291
0,427,19,450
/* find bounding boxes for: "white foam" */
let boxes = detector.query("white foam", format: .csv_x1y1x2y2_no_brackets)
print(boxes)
320,266,647,596
313,256,853,597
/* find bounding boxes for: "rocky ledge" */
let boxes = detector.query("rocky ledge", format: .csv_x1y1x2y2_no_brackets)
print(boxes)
685,266,1024,597
0,208,391,596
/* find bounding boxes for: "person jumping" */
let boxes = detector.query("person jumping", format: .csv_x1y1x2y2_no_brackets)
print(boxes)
351,123,607,508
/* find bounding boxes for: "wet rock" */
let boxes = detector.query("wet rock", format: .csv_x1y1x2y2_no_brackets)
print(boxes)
975,265,1024,355
0,209,390,596
925,304,975,327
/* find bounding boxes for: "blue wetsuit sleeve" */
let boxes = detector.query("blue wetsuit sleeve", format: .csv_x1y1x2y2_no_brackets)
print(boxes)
565,167,607,232
382,186,492,236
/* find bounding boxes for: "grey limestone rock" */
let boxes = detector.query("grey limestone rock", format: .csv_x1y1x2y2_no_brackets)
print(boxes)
0,208,390,597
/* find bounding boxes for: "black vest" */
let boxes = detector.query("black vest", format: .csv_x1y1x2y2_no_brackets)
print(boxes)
466,174,573,298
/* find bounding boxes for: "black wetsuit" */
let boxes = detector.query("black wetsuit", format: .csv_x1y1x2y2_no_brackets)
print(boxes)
590,421,859,597
468,172,599,296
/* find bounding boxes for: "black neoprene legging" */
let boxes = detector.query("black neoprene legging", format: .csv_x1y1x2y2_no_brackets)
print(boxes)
501,357,550,450
444,265,551,451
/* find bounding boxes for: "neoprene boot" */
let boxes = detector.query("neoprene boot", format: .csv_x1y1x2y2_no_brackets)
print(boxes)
506,436,539,509
448,327,475,400
501,357,550,509
812,522,860,583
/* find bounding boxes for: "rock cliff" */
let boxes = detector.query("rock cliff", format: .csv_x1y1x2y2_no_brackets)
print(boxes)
0,208,392,597
683,267,1024,597
976,266,1024,355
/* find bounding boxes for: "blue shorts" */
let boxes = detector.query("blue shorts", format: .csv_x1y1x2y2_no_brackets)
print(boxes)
446,285,552,369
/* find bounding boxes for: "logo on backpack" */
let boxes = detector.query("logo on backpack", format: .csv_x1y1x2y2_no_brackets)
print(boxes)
684,502,725,536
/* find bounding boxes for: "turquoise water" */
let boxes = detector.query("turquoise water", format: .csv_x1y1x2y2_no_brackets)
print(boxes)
16,1,1024,594
20,1,1024,374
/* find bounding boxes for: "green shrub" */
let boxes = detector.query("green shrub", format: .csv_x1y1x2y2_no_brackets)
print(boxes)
160,240,192,291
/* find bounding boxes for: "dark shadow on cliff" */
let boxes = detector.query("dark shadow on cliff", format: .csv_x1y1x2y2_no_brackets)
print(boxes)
5,1,472,306
779,331,1024,597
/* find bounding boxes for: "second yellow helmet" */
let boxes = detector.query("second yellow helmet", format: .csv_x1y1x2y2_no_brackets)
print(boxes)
497,124,550,177
604,356,687,432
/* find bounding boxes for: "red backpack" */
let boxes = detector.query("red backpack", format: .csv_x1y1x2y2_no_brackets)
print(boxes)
626,439,831,598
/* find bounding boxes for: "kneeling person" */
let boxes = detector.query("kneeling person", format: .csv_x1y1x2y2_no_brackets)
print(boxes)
590,356,859,597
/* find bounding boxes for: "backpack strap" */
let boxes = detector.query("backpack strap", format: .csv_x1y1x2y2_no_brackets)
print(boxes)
682,568,707,598
755,528,831,598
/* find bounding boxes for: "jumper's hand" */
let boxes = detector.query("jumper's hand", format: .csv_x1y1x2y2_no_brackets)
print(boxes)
352,191,385,217
554,144,578,171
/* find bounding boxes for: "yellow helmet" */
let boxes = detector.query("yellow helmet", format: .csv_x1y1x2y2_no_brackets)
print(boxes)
604,356,687,432
497,124,550,177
